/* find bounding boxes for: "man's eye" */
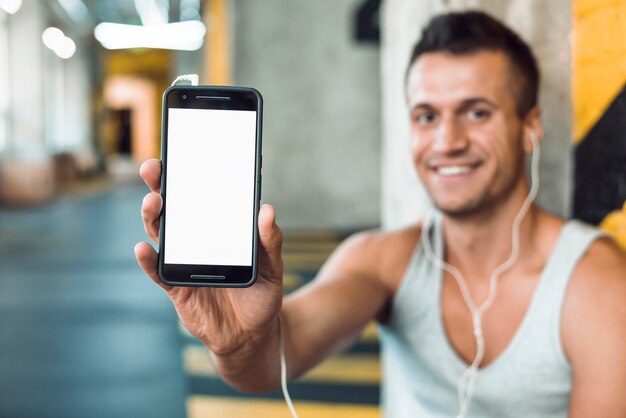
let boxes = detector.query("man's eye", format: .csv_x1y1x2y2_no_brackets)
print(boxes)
467,108,490,120
415,113,436,125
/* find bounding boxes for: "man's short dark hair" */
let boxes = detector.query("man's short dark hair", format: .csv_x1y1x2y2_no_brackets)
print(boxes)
407,10,540,117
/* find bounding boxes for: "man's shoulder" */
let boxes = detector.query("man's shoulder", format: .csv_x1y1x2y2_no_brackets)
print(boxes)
344,223,423,263
534,212,622,278
346,223,422,250
572,232,626,287
337,223,424,290
562,229,626,371
562,219,626,310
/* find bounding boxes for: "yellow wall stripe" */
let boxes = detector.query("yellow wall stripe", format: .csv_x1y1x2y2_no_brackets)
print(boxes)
188,395,381,418
573,0,626,143
184,346,381,384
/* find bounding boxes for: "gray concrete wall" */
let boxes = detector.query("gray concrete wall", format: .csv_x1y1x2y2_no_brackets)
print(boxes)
232,0,381,231
380,0,444,230
381,0,573,230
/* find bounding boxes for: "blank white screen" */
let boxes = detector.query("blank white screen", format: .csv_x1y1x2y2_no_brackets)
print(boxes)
164,108,256,266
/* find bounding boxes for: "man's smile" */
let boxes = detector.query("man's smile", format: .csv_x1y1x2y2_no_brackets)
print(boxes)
436,165,473,176
427,159,483,178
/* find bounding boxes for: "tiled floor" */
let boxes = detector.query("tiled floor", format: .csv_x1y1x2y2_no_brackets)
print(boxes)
0,180,380,418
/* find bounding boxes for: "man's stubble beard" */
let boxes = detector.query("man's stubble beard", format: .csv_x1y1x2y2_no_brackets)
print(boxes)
427,154,526,221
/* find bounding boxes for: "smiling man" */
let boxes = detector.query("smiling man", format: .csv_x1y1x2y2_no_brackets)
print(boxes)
135,10,626,418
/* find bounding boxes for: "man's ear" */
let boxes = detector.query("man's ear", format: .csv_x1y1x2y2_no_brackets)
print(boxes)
523,106,543,154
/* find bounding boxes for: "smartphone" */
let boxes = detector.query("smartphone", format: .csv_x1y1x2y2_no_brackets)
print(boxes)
158,85,262,287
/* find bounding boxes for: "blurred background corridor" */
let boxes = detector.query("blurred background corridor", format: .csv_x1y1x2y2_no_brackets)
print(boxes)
0,0,625,417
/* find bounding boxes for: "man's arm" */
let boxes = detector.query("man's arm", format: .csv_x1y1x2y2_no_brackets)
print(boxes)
212,230,398,391
280,230,402,379
563,237,626,417
211,222,419,391
136,159,403,393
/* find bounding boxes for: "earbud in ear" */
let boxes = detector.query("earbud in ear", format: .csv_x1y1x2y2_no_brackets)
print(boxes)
526,131,539,154
529,131,537,146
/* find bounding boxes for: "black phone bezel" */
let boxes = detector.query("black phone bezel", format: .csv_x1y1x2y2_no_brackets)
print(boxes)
157,85,262,287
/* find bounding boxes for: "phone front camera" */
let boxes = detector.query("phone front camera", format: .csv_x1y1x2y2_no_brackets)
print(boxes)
182,94,187,99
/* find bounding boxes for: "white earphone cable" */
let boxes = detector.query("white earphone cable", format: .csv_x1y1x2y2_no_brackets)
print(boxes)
279,317,300,418
421,133,540,417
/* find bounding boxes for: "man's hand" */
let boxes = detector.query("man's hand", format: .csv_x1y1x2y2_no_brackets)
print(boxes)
134,160,394,393
134,158,285,359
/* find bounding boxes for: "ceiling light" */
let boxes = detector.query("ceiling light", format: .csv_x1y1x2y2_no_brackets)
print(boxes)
56,37,76,59
0,0,22,14
42,27,65,50
42,27,76,59
94,20,206,51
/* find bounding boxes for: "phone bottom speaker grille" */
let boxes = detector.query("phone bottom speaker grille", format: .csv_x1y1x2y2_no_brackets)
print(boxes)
190,275,226,280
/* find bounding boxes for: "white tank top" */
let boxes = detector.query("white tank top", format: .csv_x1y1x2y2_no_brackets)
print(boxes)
378,214,604,418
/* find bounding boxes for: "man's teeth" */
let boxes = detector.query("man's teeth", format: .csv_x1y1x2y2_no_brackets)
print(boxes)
437,165,472,176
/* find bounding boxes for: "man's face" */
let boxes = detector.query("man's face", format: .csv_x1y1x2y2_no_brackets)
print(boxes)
406,50,529,217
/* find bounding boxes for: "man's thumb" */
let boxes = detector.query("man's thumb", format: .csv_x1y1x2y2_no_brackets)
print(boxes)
258,204,284,278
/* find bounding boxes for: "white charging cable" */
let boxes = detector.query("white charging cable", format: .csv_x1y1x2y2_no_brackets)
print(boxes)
421,133,540,418
171,74,199,86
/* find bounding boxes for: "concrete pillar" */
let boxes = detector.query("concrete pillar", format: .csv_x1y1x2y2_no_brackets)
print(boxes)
0,11,9,156
380,0,445,230
0,0,56,205
6,0,46,160
233,0,381,230
380,0,572,229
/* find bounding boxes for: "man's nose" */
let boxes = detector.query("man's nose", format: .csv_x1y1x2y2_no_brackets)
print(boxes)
432,116,468,153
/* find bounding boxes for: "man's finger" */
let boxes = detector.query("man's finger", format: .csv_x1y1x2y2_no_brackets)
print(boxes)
257,204,284,281
134,242,171,291
139,159,162,193
142,192,162,243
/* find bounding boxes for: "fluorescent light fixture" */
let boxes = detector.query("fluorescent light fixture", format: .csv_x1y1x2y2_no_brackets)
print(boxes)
94,20,206,51
0,0,22,14
42,27,76,59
